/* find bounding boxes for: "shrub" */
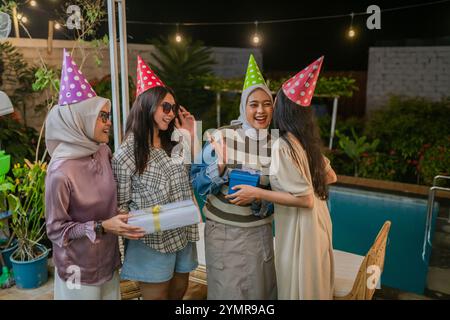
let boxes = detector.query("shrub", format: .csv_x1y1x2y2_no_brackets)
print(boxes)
418,137,450,186
335,129,379,177
359,152,404,181
0,114,40,166
365,96,450,183
317,115,365,147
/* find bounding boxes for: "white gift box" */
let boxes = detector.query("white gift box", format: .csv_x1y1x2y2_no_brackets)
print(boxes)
128,199,202,234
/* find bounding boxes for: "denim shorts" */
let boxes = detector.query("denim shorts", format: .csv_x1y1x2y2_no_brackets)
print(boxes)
120,239,198,283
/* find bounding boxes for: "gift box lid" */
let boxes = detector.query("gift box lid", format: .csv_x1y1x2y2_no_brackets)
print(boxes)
228,169,260,194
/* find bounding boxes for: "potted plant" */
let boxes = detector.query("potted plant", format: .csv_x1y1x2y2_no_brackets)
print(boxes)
0,174,18,272
7,160,49,289
0,151,19,273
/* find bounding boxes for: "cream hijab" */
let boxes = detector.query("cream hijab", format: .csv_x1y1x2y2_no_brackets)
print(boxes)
45,96,111,162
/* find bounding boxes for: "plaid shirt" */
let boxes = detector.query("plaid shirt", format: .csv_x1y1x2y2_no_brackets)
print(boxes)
112,134,199,253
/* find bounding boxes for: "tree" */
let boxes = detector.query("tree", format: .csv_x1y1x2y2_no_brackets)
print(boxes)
148,36,216,122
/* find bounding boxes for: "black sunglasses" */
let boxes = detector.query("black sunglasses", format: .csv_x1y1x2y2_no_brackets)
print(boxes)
161,101,179,115
98,111,111,123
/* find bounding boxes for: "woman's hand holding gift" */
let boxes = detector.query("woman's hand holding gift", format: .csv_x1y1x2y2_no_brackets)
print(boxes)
102,211,146,239
225,185,262,206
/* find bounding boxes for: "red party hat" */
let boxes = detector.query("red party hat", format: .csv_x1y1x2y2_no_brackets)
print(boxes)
136,55,165,97
282,56,324,107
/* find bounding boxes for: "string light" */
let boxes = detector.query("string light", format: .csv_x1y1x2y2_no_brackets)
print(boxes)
54,22,61,30
347,12,356,38
175,23,182,43
17,13,23,20
252,21,261,46
126,0,450,27
348,28,355,38
21,16,28,23
29,0,37,7
123,0,450,44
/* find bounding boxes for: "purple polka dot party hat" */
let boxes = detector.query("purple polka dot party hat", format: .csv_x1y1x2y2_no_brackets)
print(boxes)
58,48,97,106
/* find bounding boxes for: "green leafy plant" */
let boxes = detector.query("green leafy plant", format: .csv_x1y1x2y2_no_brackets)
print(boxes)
323,148,353,176
336,129,379,177
32,68,60,93
365,96,450,183
418,137,450,186
0,176,14,213
7,160,47,261
317,115,365,147
91,74,135,105
359,152,403,181
0,41,37,127
0,115,41,165
71,0,107,39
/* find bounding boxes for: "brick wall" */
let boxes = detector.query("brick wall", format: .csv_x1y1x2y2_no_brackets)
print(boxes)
366,46,450,114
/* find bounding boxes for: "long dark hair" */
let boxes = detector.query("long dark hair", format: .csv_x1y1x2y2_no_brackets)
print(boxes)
125,86,177,175
273,90,328,200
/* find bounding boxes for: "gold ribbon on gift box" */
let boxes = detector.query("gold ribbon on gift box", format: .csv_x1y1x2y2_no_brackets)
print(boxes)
152,205,161,232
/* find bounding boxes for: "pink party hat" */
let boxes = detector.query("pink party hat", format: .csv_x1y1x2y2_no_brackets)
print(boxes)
282,56,324,107
136,55,165,97
58,48,97,106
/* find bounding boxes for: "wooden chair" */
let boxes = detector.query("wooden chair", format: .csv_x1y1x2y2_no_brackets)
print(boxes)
334,221,391,300
118,237,142,300
118,235,208,300
119,266,208,300
120,279,142,300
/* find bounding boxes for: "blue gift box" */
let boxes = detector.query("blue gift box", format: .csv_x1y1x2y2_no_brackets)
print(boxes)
228,169,260,194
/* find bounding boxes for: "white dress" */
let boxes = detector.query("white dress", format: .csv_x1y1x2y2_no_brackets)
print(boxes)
269,136,334,300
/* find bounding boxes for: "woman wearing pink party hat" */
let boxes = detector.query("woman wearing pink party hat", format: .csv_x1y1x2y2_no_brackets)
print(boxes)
112,56,199,300
45,49,145,300
227,56,338,299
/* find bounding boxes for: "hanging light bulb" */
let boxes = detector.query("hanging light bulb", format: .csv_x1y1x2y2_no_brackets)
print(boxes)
21,16,28,24
348,28,356,38
252,21,261,46
54,22,61,30
17,13,23,20
30,0,37,7
175,23,182,43
347,12,356,39
252,34,260,45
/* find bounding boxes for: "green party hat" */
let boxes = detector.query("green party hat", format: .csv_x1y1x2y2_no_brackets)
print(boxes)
243,54,266,90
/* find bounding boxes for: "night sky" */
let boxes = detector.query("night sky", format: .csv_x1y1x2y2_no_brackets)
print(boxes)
15,0,450,72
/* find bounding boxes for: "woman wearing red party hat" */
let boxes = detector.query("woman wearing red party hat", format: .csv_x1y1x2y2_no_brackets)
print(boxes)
112,56,199,300
228,56,338,299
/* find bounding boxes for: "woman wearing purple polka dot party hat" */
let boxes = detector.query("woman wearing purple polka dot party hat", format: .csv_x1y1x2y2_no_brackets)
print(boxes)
44,49,145,300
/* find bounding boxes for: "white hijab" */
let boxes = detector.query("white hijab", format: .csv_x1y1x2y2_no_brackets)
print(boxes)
45,96,111,162
230,84,273,140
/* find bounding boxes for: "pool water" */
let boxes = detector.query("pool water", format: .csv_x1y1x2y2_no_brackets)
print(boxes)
194,185,439,295
328,186,439,294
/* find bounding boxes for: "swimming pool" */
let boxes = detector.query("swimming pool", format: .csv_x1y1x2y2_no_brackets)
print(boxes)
194,185,440,295
328,185,439,295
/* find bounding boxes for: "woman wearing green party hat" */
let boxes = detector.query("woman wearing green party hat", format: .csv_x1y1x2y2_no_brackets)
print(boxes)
191,54,277,299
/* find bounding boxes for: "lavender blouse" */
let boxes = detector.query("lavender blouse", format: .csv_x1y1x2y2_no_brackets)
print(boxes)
45,145,121,286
